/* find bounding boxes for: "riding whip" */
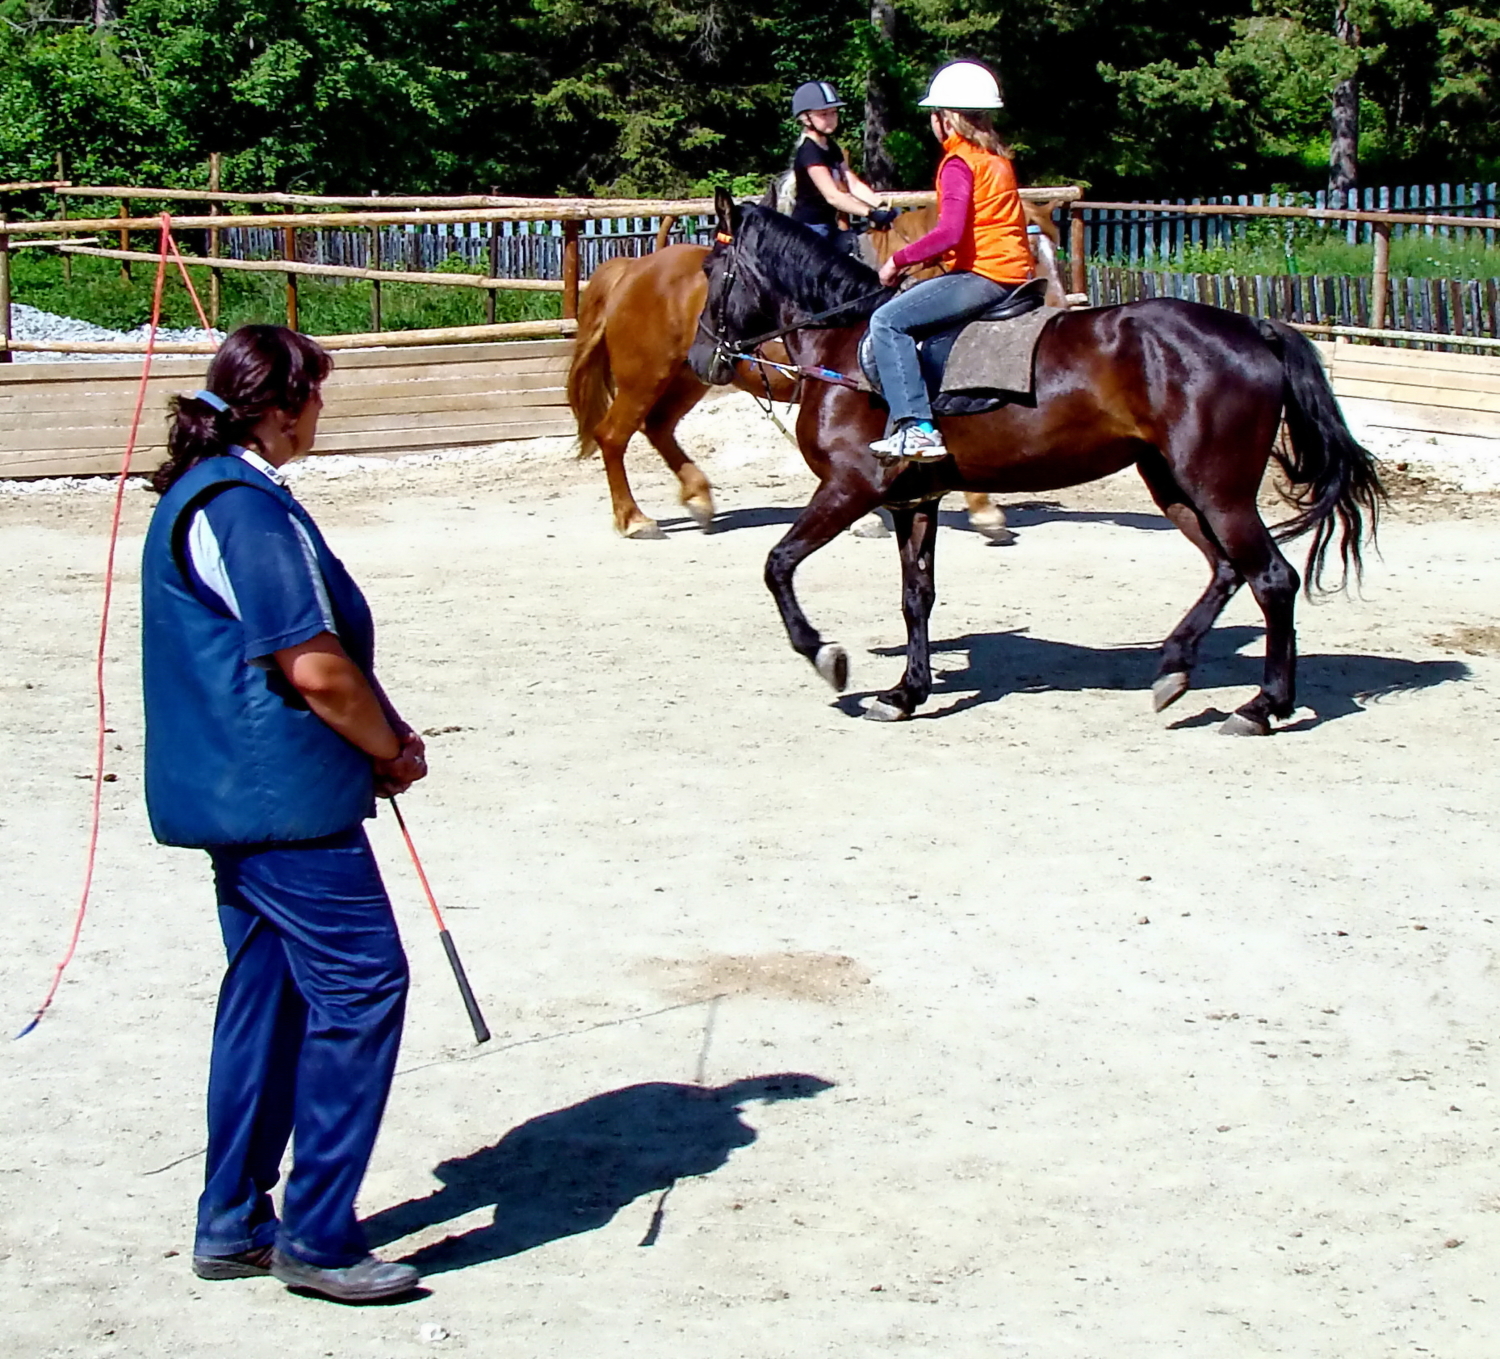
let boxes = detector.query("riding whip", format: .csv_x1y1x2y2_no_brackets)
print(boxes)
391,798,490,1044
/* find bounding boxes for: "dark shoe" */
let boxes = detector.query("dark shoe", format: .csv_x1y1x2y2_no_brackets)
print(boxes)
270,1248,421,1302
192,1244,275,1280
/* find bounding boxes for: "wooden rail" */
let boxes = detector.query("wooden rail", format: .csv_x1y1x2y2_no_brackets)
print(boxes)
1075,199,1500,231
53,184,1076,211
58,243,566,291
0,318,576,356
0,190,1078,238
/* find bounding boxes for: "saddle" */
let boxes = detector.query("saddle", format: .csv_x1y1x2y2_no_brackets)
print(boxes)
858,277,1061,416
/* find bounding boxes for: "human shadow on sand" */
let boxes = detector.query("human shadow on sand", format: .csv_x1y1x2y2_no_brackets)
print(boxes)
837,624,1468,726
360,1074,833,1274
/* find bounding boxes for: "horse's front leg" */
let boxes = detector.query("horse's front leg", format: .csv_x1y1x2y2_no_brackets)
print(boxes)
866,497,942,722
765,474,886,691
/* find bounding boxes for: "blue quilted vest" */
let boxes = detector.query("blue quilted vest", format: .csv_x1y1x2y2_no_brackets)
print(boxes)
141,456,377,848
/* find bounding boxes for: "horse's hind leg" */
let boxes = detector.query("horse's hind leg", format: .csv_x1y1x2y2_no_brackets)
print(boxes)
643,371,716,531
866,498,943,721
1137,453,1243,712
1192,501,1301,736
766,474,887,691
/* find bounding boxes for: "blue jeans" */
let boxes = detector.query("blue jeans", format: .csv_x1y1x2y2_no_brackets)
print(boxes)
195,826,408,1268
804,221,856,255
867,271,1013,427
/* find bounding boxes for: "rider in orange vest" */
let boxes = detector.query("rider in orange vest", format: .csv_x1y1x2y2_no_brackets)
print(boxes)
868,61,1031,463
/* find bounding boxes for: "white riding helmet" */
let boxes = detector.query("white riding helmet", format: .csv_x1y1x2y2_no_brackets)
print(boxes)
919,60,1004,111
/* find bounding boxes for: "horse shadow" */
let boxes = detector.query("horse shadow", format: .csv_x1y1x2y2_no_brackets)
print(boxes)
658,499,1174,538
360,1073,833,1274
839,624,1468,726
974,498,1176,533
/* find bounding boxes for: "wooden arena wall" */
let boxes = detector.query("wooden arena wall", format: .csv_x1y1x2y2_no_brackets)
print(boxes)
1,336,1498,480
1313,340,1500,445
0,339,575,479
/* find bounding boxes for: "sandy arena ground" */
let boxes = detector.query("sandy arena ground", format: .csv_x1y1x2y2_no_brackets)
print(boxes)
2,392,1499,1358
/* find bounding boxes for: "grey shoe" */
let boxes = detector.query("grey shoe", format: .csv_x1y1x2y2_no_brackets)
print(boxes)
870,423,948,464
270,1248,421,1302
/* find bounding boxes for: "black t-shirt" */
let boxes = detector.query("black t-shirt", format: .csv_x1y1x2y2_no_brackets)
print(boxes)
791,136,848,226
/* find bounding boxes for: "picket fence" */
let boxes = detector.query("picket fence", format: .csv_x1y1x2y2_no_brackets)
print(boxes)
1079,182,1500,263
214,215,710,280
1087,265,1500,343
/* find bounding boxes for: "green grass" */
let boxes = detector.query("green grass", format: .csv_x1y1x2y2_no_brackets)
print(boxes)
9,251,561,334
1101,222,1500,279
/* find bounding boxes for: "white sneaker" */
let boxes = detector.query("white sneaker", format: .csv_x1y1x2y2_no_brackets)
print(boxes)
870,424,948,464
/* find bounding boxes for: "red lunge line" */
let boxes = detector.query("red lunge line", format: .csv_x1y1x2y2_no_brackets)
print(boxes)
165,232,214,333
16,215,179,1038
390,799,449,934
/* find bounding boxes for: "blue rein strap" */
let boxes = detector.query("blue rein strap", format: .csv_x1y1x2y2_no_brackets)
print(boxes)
731,352,864,391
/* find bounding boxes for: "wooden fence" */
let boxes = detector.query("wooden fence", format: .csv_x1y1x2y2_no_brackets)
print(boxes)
211,217,714,280
1087,266,1500,345
1315,340,1500,444
5,333,1499,481
1076,182,1500,261
0,339,573,478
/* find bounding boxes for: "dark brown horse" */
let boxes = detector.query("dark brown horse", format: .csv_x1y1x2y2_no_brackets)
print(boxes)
566,206,1067,541
687,191,1384,735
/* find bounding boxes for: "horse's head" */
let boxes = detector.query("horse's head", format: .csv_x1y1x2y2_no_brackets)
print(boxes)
688,189,780,385
687,187,885,385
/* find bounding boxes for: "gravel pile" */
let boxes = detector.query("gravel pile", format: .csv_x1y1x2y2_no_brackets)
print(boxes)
10,303,223,362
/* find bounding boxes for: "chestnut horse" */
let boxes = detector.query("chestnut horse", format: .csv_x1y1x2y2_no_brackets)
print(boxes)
566,204,1065,540
687,192,1384,735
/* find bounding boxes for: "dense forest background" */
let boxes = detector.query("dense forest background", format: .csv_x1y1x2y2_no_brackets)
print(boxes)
1,0,1497,199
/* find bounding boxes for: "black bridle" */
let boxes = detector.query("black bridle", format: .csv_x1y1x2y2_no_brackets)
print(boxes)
697,223,888,386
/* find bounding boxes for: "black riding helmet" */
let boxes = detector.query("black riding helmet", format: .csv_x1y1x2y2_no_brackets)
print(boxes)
791,81,845,118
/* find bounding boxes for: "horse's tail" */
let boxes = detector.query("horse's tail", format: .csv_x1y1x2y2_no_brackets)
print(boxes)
1257,318,1385,594
568,256,631,459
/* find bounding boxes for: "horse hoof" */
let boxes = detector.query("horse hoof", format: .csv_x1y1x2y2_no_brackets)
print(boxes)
684,497,715,533
851,514,890,539
978,527,1017,547
1152,672,1191,713
813,644,849,692
622,520,668,541
863,697,910,722
1219,712,1271,737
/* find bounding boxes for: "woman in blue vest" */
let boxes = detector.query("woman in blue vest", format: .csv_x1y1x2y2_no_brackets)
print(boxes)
142,325,427,1303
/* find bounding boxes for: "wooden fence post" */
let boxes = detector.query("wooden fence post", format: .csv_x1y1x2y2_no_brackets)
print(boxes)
370,223,382,332
562,218,581,319
0,208,11,364
1371,220,1390,330
283,224,299,330
208,152,222,326
486,185,499,325
119,199,131,281
1069,210,1086,297
56,152,70,283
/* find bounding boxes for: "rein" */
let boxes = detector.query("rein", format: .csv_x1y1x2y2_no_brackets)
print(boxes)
698,218,888,385
731,284,890,352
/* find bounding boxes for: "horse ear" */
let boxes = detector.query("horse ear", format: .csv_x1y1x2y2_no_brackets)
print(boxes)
714,187,737,237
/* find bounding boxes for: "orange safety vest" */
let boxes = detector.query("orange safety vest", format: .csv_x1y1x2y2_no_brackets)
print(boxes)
937,134,1031,286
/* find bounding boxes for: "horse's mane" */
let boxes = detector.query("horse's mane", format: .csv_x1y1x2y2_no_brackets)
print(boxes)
739,206,887,324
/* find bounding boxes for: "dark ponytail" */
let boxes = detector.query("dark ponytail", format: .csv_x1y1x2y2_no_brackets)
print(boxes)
152,324,333,494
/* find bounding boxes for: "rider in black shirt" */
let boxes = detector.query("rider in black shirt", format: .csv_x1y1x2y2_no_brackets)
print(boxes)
787,81,895,249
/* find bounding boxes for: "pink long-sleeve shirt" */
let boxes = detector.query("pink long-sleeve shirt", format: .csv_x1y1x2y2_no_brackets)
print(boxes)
890,157,974,270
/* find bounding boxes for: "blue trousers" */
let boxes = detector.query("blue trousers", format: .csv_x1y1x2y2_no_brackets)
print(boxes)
867,270,1013,427
195,826,408,1268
